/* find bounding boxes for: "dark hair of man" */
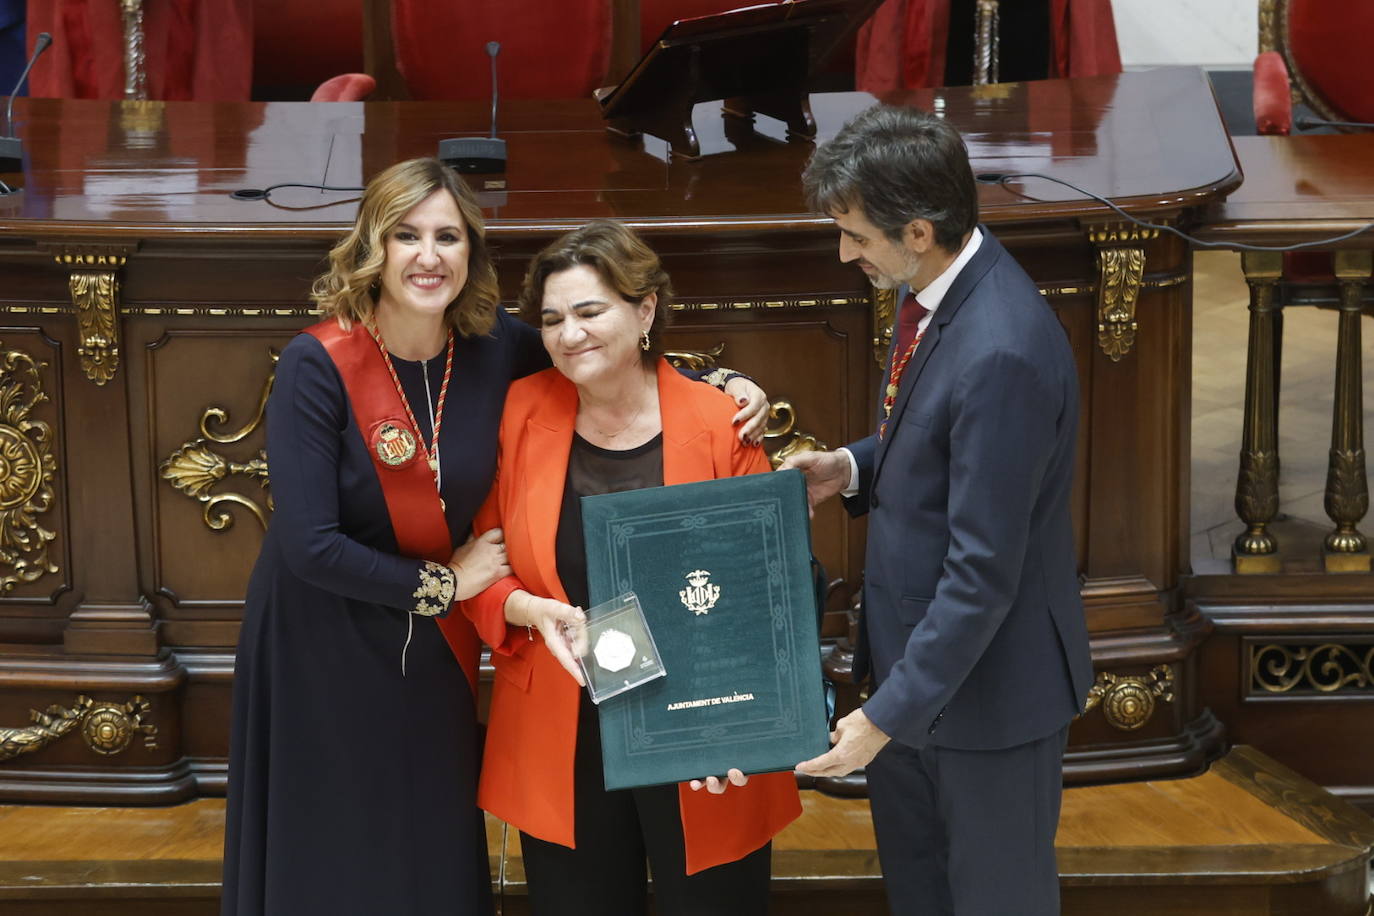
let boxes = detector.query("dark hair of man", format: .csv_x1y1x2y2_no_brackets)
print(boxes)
802,104,979,252
518,219,673,365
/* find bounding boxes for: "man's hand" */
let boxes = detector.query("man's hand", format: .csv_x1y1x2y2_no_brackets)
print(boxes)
725,377,768,445
795,708,890,778
778,449,853,515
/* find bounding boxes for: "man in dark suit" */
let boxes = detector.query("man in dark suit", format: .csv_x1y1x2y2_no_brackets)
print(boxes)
788,105,1093,915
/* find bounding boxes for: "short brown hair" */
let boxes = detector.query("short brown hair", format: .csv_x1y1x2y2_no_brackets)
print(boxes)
802,105,978,252
311,158,500,338
518,220,673,363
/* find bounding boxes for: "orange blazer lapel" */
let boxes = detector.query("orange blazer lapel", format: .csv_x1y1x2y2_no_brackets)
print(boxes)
511,372,578,605
512,361,717,604
658,359,716,485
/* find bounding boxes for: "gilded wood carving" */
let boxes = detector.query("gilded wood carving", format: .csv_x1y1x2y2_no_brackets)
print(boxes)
763,401,828,469
119,0,148,100
1258,0,1278,54
665,346,827,468
1082,665,1173,731
1094,247,1143,361
1253,644,1374,694
50,247,134,386
0,695,156,763
160,350,277,531
0,344,59,592
1087,224,1159,362
973,0,1000,86
70,269,121,385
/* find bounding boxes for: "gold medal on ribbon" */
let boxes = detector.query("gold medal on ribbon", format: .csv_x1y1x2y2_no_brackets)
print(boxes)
373,421,418,468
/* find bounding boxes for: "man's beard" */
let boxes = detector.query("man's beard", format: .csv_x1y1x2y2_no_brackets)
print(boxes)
867,247,924,291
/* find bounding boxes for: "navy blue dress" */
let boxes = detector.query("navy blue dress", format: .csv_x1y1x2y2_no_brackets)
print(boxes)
222,310,547,915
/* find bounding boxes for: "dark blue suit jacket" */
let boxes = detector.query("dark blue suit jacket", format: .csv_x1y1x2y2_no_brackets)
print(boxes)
845,228,1092,752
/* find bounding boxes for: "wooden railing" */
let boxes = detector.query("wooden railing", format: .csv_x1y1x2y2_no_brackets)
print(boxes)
1232,249,1374,573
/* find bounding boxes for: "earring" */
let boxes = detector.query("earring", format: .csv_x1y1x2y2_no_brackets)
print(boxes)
640,330,651,351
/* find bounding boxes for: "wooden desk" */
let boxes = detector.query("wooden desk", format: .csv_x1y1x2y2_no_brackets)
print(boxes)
1197,135,1374,247
1189,134,1374,813
0,67,1238,802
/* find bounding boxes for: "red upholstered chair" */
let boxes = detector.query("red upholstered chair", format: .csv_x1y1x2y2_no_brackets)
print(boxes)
254,0,364,99
1252,50,1293,135
310,73,376,102
1252,0,1374,135
390,0,612,100
1250,1,1374,279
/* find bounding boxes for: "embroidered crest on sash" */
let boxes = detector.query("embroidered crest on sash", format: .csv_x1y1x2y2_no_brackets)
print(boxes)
679,569,721,616
372,420,418,468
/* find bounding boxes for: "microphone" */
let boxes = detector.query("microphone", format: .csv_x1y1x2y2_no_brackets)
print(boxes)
1295,116,1374,131
438,41,508,181
2,32,54,175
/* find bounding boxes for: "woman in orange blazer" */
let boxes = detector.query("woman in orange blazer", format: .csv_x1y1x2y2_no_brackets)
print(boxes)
450,220,800,915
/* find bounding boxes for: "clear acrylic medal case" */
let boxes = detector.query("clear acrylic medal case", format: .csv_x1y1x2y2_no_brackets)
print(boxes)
574,592,666,704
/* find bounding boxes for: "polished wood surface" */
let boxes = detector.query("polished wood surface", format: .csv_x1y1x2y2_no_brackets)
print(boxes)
0,67,1236,232
0,67,1237,803
1196,135,1374,245
2,748,1364,915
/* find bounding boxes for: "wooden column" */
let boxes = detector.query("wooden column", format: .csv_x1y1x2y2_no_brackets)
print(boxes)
1233,251,1282,573
46,243,158,655
1323,249,1374,572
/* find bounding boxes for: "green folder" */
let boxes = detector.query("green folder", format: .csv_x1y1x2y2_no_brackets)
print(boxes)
581,468,829,790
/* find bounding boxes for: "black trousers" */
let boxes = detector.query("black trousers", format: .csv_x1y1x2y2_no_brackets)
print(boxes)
520,692,771,916
866,726,1069,916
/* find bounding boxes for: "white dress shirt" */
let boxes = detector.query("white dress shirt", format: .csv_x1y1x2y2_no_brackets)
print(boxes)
839,227,984,495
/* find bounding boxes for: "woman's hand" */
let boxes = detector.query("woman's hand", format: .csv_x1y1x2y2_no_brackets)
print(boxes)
449,529,511,601
725,377,769,445
688,768,750,795
504,590,588,686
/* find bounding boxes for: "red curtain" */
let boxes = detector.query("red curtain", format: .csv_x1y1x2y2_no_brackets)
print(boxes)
28,0,251,100
856,0,1120,93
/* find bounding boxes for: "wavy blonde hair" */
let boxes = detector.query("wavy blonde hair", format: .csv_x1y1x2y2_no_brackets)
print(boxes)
311,158,500,338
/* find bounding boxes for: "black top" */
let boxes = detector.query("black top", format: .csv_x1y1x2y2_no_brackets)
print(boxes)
555,432,664,610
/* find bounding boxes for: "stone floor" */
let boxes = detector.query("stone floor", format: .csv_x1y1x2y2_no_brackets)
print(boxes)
1189,250,1374,574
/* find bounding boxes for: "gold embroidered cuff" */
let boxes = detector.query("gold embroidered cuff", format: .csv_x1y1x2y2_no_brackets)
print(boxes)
412,561,457,617
702,367,734,389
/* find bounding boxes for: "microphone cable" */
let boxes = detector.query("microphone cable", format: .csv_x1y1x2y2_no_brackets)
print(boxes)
230,182,364,202
975,171,1374,253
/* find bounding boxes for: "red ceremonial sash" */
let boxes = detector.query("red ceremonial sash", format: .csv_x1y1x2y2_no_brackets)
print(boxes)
305,320,482,698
